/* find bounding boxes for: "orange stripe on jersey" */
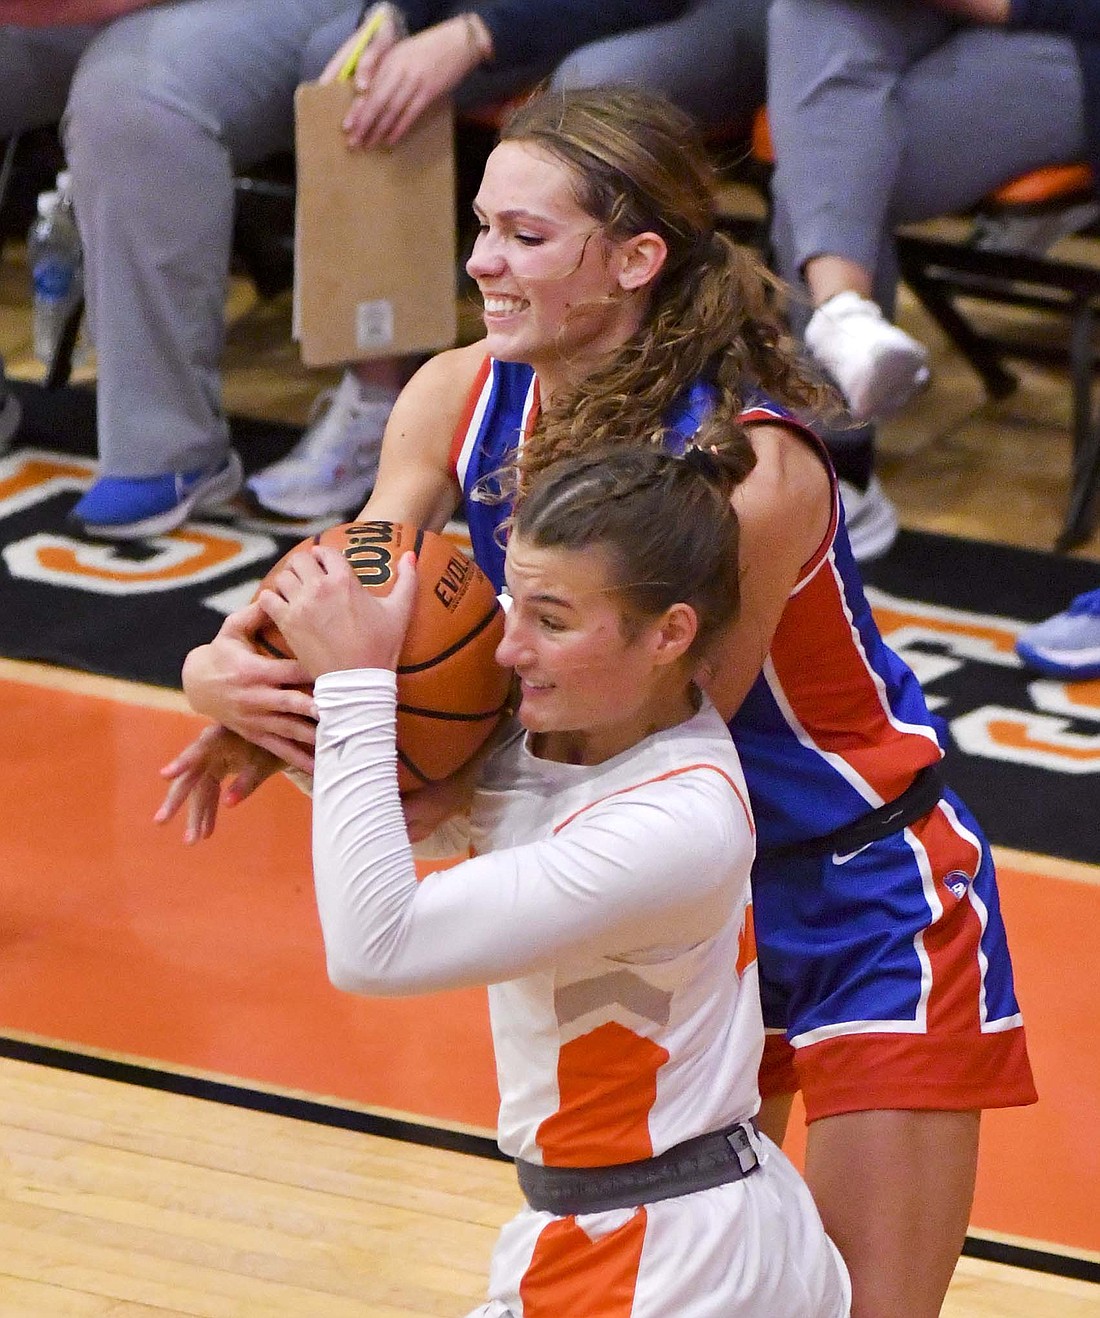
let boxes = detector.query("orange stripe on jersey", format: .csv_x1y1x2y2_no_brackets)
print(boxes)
520,1208,647,1318
911,805,988,1036
536,1022,670,1167
795,1028,1037,1119
448,355,492,473
736,903,757,977
552,763,754,837
768,556,939,804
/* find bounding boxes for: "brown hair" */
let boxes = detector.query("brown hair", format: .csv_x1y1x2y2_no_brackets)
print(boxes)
498,85,827,496
510,442,744,659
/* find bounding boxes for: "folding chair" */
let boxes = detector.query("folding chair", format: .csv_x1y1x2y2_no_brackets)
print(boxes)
895,165,1100,550
736,108,1100,551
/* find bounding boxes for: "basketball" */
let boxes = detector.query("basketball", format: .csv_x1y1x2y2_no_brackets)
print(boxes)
254,521,511,791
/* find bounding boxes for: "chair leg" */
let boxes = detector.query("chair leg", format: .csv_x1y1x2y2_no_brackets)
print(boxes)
44,294,83,391
1056,423,1100,551
0,134,20,219
900,257,1018,401
1055,300,1100,551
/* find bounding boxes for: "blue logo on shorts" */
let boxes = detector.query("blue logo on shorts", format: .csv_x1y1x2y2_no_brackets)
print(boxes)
945,871,970,899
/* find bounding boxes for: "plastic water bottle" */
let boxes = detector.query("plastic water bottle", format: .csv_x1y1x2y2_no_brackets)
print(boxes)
29,171,84,369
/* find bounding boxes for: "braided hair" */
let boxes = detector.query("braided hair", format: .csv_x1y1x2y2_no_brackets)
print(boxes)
510,441,746,660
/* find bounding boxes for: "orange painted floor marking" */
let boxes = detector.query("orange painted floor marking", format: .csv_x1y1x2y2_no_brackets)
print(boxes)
0,669,1096,1254
0,673,498,1130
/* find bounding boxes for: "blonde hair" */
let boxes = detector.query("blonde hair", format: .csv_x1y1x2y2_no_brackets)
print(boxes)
498,86,827,496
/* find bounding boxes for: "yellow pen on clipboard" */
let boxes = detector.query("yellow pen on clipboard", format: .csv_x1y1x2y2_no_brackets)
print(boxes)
338,4,389,81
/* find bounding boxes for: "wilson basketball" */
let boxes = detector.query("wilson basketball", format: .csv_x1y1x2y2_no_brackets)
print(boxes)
255,521,510,791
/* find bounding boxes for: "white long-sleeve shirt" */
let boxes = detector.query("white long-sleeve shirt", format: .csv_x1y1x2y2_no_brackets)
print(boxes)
312,669,760,1165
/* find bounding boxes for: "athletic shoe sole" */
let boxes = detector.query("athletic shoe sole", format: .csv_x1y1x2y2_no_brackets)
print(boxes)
848,353,930,422
1015,640,1100,681
233,504,346,538
840,476,900,562
232,487,358,538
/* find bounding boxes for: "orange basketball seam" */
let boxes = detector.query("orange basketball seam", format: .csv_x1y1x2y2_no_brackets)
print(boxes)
397,703,507,721
397,748,432,785
397,605,503,675
254,634,292,660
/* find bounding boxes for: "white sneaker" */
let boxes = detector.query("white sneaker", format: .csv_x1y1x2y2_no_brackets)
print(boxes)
242,371,398,532
806,291,930,421
839,475,899,562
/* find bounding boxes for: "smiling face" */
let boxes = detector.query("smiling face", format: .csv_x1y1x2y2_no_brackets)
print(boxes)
466,142,662,396
495,534,697,765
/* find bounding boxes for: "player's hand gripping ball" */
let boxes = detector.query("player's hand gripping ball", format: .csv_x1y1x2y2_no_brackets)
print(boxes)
254,521,510,791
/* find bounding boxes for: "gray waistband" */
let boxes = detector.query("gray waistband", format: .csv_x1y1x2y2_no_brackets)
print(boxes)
515,1118,762,1217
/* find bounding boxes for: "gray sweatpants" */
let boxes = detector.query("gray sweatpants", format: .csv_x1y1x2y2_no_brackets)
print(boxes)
0,1,349,479
768,0,1086,323
554,0,769,129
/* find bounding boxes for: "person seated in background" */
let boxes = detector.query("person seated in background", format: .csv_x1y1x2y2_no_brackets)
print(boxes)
1,0,355,538
243,0,770,532
0,0,769,541
766,0,1093,559
4,0,694,540
223,439,854,1316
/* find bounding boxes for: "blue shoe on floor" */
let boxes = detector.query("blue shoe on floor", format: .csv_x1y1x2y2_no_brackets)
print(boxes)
68,451,243,540
1015,588,1100,680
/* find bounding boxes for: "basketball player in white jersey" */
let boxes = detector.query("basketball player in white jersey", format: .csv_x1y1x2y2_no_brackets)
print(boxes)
253,443,850,1317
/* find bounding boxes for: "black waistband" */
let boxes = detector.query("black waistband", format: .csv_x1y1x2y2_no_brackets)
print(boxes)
760,761,946,862
515,1118,762,1218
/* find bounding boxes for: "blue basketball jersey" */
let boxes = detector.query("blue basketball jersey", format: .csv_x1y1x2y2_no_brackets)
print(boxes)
451,357,941,844
449,356,1030,1064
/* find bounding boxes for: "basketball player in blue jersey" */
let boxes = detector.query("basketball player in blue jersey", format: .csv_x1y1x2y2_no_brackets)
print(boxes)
163,87,1037,1318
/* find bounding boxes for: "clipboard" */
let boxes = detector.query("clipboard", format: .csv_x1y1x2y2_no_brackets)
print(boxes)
292,81,458,367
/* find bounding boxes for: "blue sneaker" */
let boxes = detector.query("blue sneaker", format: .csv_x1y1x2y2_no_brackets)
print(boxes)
1015,588,1100,680
68,450,243,540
